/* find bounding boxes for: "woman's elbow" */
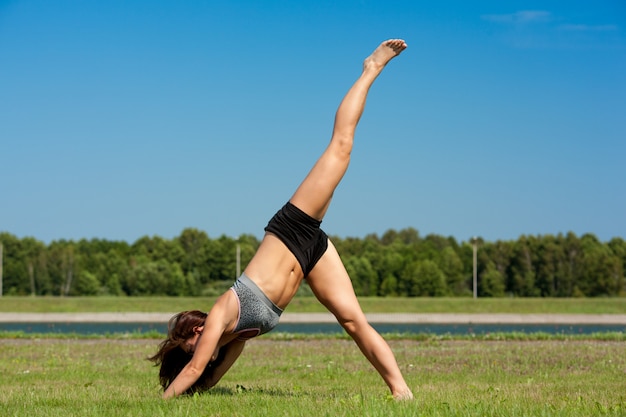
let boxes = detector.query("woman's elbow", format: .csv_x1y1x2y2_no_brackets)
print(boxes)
186,362,206,379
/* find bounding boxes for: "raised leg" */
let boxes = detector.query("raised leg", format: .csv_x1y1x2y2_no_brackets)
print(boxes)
306,241,414,400
290,39,407,220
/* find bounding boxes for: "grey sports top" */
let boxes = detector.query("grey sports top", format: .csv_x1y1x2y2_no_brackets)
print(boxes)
230,274,283,340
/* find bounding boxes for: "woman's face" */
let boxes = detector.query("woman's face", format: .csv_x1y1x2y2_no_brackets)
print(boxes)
183,326,203,355
183,328,221,362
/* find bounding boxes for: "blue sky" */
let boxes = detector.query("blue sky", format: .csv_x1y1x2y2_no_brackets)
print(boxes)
1,0,625,244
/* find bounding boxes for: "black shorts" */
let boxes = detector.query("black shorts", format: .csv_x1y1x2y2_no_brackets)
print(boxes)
264,202,329,276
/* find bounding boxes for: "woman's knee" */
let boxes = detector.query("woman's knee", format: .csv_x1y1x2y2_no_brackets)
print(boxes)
337,315,370,336
329,133,354,159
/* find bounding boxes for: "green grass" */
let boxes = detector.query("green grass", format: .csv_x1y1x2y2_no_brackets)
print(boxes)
2,296,624,415
1,338,625,416
2,330,626,342
1,296,626,314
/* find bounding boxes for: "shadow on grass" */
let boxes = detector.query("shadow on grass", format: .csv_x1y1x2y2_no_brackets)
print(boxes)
198,385,298,398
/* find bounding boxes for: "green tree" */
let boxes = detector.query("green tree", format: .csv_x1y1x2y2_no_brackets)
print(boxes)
607,237,626,296
46,240,78,296
74,270,100,295
122,257,187,295
343,255,378,296
131,235,184,265
533,235,555,296
562,232,582,296
437,246,465,295
482,240,512,295
177,228,214,285
509,236,540,296
90,251,126,295
376,250,405,296
0,233,28,295
403,260,447,296
577,234,622,296
480,261,505,297
379,273,398,296
237,234,260,275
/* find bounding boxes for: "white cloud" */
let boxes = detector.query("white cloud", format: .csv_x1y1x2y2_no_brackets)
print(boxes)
482,10,551,24
558,24,619,32
481,10,623,49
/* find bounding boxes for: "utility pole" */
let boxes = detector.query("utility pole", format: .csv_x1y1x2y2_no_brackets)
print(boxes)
471,237,478,299
236,243,241,279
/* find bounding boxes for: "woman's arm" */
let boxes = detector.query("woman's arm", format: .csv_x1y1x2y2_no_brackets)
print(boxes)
162,324,221,398
202,339,246,389
163,293,238,399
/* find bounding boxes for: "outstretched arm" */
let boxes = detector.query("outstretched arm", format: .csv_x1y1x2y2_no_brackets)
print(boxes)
163,293,238,399
163,324,222,398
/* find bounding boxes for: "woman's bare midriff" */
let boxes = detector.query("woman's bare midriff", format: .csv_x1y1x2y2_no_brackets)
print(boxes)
243,233,304,309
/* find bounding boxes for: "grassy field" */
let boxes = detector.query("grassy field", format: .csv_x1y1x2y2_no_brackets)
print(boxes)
1,297,625,415
1,338,625,417
1,296,626,314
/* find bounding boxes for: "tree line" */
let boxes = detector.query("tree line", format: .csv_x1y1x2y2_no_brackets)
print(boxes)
0,229,624,297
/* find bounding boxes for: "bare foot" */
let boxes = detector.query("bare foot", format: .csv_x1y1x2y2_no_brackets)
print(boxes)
363,39,407,72
393,388,414,401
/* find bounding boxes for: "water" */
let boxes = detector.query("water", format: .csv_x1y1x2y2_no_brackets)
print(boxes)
1,321,624,335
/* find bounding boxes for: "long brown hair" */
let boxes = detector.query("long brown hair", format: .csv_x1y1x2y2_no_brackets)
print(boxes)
149,310,219,393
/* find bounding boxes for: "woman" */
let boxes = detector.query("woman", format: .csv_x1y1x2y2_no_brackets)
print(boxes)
150,39,413,400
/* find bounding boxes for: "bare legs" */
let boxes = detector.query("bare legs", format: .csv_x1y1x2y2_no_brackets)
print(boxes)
308,242,413,399
298,40,413,400
290,39,407,220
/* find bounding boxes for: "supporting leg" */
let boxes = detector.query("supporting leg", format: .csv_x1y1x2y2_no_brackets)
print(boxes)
307,241,414,400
